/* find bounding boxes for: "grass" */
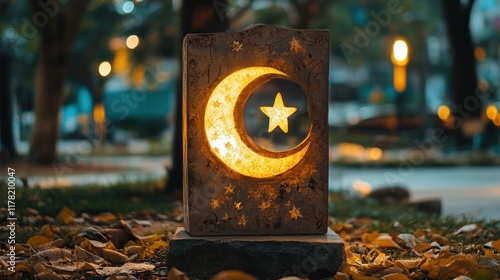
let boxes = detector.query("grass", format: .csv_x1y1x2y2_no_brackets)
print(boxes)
329,191,500,245
0,179,177,217
2,179,498,245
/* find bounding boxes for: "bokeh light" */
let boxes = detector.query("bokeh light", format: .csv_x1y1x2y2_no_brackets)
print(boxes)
486,105,498,121
393,39,409,65
126,35,140,49
122,1,134,14
437,105,451,121
98,61,112,77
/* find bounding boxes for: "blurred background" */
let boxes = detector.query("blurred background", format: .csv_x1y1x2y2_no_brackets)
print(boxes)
0,0,499,218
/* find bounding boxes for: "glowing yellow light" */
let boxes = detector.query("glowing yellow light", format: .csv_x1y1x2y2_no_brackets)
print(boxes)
93,103,105,123
367,147,383,161
352,179,372,197
437,105,451,121
260,92,297,133
393,65,407,93
204,67,310,178
126,35,139,49
486,105,498,120
494,115,500,127
392,39,409,66
98,61,112,77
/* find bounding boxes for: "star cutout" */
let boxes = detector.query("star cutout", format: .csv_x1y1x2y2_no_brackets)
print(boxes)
210,199,220,210
289,206,303,220
260,92,297,133
258,200,271,211
238,214,248,226
231,40,243,52
225,183,235,194
234,202,243,211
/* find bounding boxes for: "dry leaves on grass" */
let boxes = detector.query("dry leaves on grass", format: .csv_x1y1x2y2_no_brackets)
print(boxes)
333,221,500,280
2,206,499,279
0,207,181,279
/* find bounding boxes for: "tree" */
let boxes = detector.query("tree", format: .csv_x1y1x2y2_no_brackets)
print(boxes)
28,0,90,163
443,0,479,148
166,0,229,194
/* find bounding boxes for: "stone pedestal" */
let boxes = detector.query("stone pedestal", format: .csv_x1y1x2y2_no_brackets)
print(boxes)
167,227,345,280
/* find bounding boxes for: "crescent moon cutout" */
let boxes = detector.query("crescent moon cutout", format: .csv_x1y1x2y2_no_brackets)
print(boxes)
204,67,310,178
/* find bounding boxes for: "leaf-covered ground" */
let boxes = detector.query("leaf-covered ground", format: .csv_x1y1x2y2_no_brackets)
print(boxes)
0,183,499,279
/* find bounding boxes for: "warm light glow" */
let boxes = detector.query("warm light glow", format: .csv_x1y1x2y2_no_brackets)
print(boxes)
474,47,486,62
367,147,383,161
392,39,409,66
126,35,140,49
93,103,105,123
494,115,500,127
260,92,297,133
98,61,112,77
205,67,310,178
486,105,498,121
393,65,407,92
352,179,372,197
437,105,451,121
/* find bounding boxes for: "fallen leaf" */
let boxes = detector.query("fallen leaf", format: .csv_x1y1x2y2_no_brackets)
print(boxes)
395,259,422,270
413,242,431,252
27,235,51,246
41,224,57,239
396,233,417,249
211,270,257,280
453,224,478,235
33,248,73,262
431,233,448,245
124,245,144,256
362,231,381,244
350,272,378,280
56,207,76,224
35,271,64,280
371,235,402,249
50,239,65,248
484,239,500,251
92,212,118,224
380,273,409,280
74,245,109,265
97,262,155,276
101,248,128,264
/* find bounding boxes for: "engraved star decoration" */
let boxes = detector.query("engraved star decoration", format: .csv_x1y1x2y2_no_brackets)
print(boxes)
260,92,297,133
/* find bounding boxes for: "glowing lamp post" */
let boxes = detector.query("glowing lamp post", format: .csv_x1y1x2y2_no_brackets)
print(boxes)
391,39,409,93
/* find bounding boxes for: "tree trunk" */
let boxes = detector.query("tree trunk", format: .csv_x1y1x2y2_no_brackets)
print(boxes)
443,0,479,149
166,0,228,194
28,46,67,163
27,0,89,163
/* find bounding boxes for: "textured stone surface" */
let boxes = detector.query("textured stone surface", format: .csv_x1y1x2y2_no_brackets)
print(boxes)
183,24,329,236
167,227,345,280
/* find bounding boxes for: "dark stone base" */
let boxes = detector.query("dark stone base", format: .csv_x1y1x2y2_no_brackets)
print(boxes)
167,227,345,280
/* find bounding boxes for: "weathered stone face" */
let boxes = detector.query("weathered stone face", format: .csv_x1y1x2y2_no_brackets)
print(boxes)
183,24,329,236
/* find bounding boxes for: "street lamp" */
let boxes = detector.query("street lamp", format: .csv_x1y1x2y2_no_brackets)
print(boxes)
392,38,409,93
